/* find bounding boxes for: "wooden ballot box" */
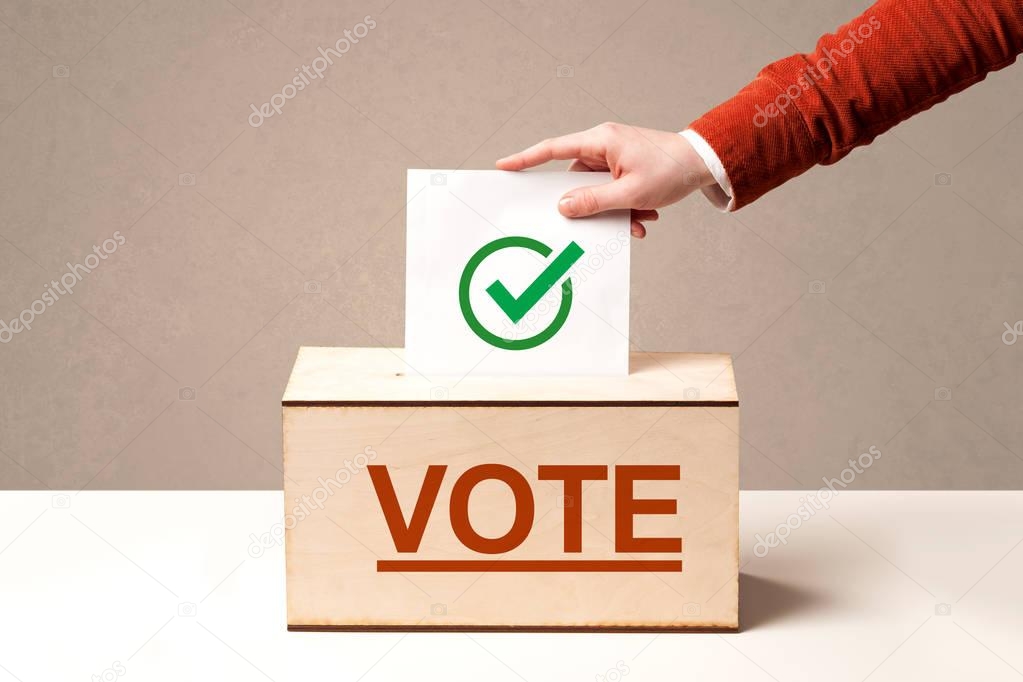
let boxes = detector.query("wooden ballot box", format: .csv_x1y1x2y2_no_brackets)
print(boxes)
282,347,739,631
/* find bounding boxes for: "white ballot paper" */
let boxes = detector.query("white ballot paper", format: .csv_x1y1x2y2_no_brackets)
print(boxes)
405,169,630,377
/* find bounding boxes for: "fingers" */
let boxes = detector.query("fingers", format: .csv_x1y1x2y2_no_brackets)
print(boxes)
631,209,656,239
559,175,642,218
496,130,599,171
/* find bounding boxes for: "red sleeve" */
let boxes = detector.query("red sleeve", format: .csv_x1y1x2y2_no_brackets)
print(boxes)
687,0,1023,210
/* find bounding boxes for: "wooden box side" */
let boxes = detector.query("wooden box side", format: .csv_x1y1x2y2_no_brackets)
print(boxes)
283,403,739,631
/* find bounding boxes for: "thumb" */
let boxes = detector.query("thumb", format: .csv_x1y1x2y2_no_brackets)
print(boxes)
559,176,640,218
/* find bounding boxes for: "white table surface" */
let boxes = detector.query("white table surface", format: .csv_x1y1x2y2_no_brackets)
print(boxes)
1,491,1020,682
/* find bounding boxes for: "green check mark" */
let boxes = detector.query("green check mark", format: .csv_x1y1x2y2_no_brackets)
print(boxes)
485,241,585,324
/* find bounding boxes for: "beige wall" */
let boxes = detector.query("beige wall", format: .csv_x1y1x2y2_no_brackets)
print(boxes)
1,0,1021,490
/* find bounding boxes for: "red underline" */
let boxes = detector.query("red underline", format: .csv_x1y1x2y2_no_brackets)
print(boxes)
377,560,683,572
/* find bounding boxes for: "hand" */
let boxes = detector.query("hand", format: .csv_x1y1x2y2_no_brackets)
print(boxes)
496,122,716,238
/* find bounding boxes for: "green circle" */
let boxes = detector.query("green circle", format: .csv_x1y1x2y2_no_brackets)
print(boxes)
459,236,574,351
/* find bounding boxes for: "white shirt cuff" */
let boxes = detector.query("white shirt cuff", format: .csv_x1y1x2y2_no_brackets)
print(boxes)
679,129,735,212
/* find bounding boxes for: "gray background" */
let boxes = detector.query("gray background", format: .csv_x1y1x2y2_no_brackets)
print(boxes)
1,0,1021,490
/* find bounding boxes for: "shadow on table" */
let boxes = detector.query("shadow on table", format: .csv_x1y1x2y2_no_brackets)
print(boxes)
740,572,828,630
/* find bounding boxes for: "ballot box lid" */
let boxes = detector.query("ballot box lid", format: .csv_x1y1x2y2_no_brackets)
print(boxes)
283,347,737,406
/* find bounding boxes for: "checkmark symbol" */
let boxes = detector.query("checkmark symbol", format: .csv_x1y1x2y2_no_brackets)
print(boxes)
485,241,585,324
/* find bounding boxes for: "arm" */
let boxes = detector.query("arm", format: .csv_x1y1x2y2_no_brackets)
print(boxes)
690,0,1023,209
497,0,1023,229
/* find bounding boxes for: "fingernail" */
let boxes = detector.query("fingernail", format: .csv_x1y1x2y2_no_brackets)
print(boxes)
559,196,575,216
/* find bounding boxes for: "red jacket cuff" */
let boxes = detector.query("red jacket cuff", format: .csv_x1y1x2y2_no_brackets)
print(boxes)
687,66,818,210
